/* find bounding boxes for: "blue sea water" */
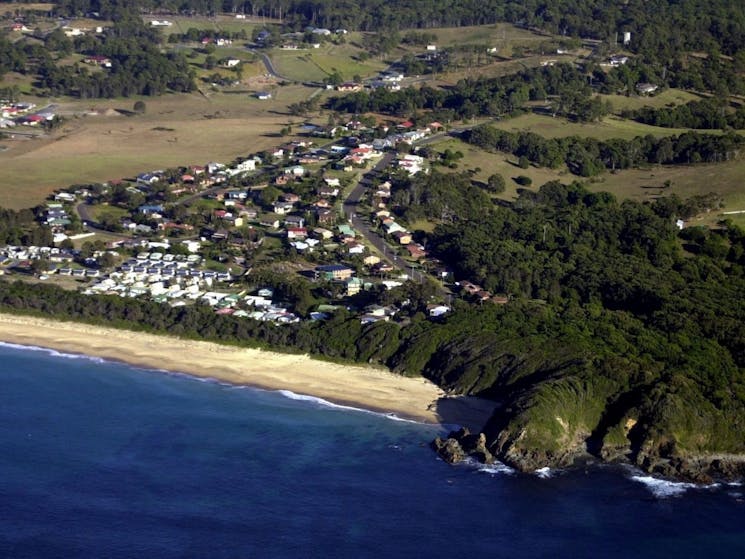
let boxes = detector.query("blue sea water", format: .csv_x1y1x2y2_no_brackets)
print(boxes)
0,343,744,559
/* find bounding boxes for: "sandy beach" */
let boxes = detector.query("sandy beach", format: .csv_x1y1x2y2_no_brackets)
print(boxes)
0,313,496,428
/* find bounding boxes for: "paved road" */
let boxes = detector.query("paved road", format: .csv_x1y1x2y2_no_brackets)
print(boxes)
340,123,486,285
249,49,290,81
75,203,129,239
342,152,429,283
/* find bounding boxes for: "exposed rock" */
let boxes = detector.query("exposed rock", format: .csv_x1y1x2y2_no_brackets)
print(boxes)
432,436,465,464
431,428,495,465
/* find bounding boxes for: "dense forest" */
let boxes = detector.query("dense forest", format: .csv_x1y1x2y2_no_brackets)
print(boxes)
0,3,195,97
45,0,745,59
1,182,744,480
0,207,52,246
327,64,613,121
462,124,745,176
624,98,745,130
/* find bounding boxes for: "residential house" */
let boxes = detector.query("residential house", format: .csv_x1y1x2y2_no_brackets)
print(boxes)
406,243,427,260
344,276,363,296
286,227,308,240
348,243,365,255
319,185,339,198
316,208,336,226
313,228,333,240
259,215,281,229
283,165,305,177
139,204,165,215
337,82,362,92
273,201,295,215
315,264,354,281
83,55,112,68
281,193,301,204
427,305,450,318
636,83,659,95
392,231,412,245
284,215,305,228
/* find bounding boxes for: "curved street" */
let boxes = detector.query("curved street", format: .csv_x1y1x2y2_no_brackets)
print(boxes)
249,49,291,81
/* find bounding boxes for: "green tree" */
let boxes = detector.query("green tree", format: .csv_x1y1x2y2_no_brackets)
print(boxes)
487,173,506,194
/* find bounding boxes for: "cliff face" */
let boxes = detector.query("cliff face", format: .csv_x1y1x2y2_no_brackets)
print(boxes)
434,377,745,483
422,335,745,483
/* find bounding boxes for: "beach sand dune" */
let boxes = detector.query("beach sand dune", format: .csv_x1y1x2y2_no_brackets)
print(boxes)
0,313,496,428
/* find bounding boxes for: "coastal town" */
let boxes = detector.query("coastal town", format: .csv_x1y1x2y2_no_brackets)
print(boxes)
0,111,505,325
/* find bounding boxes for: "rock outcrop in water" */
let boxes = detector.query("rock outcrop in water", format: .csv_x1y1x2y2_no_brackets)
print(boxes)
432,428,494,465
433,406,745,483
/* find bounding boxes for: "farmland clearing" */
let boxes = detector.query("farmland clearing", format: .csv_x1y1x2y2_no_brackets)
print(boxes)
0,87,318,209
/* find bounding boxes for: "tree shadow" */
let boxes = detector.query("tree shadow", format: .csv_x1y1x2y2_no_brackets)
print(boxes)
431,395,497,431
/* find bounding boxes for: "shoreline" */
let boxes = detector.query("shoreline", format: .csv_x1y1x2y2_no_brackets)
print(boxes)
0,313,496,429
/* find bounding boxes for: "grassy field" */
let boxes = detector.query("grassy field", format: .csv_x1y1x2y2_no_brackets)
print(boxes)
142,14,278,36
430,137,745,225
429,138,568,200
585,158,745,226
0,3,53,14
423,23,550,58
491,112,722,140
272,50,331,82
0,87,319,209
271,43,388,82
601,89,704,113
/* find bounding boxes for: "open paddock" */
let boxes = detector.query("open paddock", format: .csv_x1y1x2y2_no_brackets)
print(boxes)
0,3,53,14
601,89,704,114
142,14,279,36
0,88,317,209
586,158,745,224
491,112,725,141
426,23,550,53
429,137,568,200
427,137,745,222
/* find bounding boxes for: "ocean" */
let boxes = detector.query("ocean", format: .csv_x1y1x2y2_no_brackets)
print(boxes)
1,343,743,558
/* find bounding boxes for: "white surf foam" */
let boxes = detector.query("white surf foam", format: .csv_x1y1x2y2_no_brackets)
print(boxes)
459,456,515,475
275,389,422,423
534,467,554,479
0,341,106,364
478,461,516,476
630,475,720,498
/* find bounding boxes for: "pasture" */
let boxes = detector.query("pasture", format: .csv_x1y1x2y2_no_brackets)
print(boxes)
271,43,388,82
0,3,53,14
491,112,722,141
0,87,319,209
431,137,745,225
424,23,551,57
601,89,703,113
429,138,568,200
586,158,745,226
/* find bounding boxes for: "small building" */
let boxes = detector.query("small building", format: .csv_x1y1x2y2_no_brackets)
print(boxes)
315,264,354,281
636,83,659,95
392,231,412,245
337,82,362,92
285,215,305,228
